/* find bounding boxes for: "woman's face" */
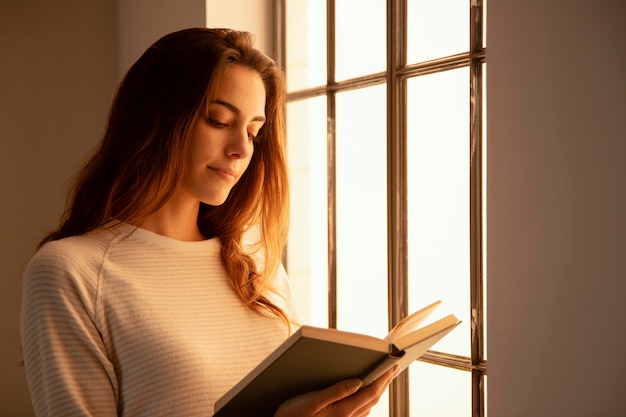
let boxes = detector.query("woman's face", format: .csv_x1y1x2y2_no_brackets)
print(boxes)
185,64,266,206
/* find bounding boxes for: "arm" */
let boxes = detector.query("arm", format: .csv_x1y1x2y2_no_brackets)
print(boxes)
21,244,118,416
274,366,399,417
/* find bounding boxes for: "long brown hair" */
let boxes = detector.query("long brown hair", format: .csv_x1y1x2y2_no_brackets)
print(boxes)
40,28,290,324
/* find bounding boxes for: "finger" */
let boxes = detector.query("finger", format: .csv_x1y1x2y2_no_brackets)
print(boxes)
274,378,362,417
313,378,363,408
365,365,398,393
350,366,398,416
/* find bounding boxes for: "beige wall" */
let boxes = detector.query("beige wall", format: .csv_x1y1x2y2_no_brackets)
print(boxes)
205,0,274,58
117,0,274,77
0,1,118,415
487,0,626,415
118,0,206,76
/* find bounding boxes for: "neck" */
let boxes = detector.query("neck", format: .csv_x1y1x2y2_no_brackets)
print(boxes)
134,196,205,242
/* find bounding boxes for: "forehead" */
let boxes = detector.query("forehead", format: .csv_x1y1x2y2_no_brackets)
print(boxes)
211,65,266,112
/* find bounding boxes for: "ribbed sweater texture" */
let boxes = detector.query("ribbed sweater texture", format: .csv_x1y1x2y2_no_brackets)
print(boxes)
21,224,295,416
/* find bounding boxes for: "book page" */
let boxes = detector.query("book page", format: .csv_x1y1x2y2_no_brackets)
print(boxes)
362,316,460,387
392,314,460,351
384,300,442,343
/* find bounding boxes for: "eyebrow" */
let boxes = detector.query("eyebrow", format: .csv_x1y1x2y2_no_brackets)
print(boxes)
211,99,266,123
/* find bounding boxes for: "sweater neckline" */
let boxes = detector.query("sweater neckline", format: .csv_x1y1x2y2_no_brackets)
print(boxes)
110,222,221,252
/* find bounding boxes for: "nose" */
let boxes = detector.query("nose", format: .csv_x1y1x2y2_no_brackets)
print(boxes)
226,128,253,159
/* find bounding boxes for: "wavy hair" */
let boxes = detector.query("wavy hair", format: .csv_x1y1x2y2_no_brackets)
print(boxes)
40,28,290,324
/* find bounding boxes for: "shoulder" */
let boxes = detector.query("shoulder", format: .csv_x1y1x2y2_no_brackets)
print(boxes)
24,228,121,292
28,233,106,271
22,235,107,329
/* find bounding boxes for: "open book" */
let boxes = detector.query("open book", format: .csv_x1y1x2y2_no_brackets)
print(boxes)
213,300,460,417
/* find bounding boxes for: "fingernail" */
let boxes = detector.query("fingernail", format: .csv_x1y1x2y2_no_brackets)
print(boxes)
346,379,363,392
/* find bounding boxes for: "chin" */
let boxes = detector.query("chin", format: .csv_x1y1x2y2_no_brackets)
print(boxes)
203,194,230,207
204,200,226,207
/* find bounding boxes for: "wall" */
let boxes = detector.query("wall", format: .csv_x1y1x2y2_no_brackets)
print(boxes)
206,0,274,58
117,0,273,76
118,0,206,76
487,1,626,416
0,1,118,415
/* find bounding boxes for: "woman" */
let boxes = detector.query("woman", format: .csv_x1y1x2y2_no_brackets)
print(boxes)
20,28,395,416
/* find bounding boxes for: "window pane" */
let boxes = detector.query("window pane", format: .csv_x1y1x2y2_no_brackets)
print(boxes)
407,0,469,64
335,85,388,336
482,62,488,359
407,68,470,356
286,0,327,91
335,0,386,81
409,362,471,416
286,97,329,327
484,374,488,415
483,0,487,48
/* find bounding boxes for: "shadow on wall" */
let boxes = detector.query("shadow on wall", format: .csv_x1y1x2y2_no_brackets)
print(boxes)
0,1,118,415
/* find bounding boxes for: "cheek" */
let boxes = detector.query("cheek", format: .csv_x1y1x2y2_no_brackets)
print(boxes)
237,149,255,181
185,147,205,176
183,141,211,187
188,133,215,165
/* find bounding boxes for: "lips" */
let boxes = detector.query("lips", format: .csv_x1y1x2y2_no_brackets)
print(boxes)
209,166,237,180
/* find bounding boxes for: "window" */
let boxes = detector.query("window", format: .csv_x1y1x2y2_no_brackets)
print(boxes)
279,1,486,415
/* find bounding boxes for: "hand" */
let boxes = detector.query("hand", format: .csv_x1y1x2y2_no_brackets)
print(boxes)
274,365,399,417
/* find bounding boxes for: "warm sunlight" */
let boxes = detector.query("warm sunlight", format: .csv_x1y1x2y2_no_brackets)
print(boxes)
285,1,477,416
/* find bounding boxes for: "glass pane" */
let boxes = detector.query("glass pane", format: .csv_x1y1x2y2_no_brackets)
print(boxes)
407,0,469,64
407,68,470,356
335,0,386,81
409,362,471,416
335,84,388,336
286,96,329,327
286,0,327,91
484,374,488,416
482,62,487,359
483,0,487,48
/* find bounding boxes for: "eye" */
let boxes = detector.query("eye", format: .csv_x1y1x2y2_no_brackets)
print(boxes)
206,118,228,128
249,126,265,143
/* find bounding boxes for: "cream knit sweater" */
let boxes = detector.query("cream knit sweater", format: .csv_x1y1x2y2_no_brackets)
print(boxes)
21,223,295,416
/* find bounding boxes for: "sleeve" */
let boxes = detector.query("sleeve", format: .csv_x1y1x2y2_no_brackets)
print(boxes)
20,243,118,416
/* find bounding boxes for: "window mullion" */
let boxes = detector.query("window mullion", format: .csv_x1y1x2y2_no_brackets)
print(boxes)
470,1,486,417
326,0,338,329
272,0,286,71
387,0,408,415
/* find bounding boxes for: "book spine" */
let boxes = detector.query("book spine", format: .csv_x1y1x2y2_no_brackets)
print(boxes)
361,356,398,387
